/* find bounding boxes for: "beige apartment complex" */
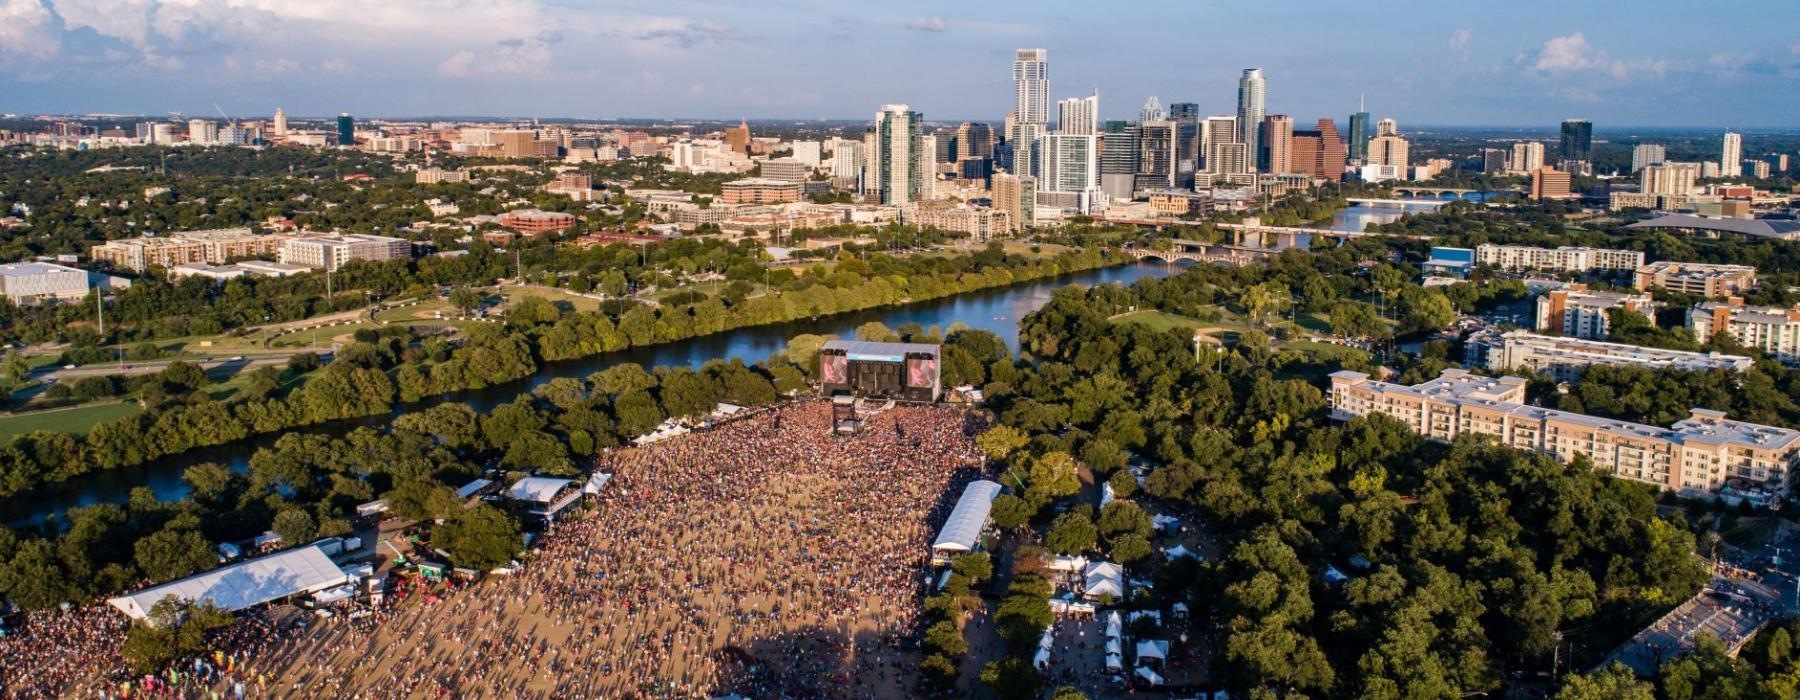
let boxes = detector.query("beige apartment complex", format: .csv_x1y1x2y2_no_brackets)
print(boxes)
1329,368,1800,495
1633,261,1757,298
1468,329,1754,380
1689,299,1800,364
279,234,411,271
1534,288,1658,340
90,228,289,272
1474,244,1643,273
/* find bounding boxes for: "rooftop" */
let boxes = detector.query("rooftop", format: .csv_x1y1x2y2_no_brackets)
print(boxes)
1628,214,1800,239
0,261,84,277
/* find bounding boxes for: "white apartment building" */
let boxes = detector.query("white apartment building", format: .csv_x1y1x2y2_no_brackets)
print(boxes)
1535,288,1658,340
1690,300,1800,364
280,234,412,271
1510,141,1546,174
1468,329,1753,381
1475,244,1643,273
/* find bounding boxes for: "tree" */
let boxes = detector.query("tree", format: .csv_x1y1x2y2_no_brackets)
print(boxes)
432,505,521,570
855,321,898,342
925,619,967,656
1558,664,1652,700
1026,451,1081,504
1097,501,1152,541
120,598,234,674
133,525,215,583
952,552,993,583
975,425,1029,463
980,658,1042,700
990,493,1034,529
1051,686,1090,700
1045,510,1097,555
449,286,481,313
1110,533,1152,563
271,509,317,546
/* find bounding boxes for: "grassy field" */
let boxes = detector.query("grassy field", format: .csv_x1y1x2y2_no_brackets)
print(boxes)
0,401,141,442
499,284,605,313
266,321,379,348
1112,310,1212,333
1283,340,1374,364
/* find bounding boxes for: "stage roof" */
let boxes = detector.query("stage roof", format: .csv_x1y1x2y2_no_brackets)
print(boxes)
107,545,348,623
508,476,575,504
932,480,1002,553
820,340,941,356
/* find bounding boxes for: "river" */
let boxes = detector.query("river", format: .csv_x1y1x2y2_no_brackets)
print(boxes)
3,261,1181,529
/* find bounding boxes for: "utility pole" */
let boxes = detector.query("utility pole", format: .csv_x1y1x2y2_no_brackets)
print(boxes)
95,287,104,336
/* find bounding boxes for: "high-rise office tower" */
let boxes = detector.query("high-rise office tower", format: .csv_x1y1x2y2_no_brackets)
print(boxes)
1010,49,1049,176
1168,103,1199,123
1289,118,1347,181
1236,69,1266,172
336,113,355,146
1347,98,1371,163
954,122,996,163
874,104,923,205
1511,141,1546,174
1261,115,1293,174
1099,121,1140,199
1140,96,1164,124
273,107,288,136
724,120,751,154
1559,119,1592,162
1631,144,1667,173
1137,121,1179,188
1721,132,1742,178
1057,93,1099,135
1038,133,1101,212
1201,116,1243,175
1365,133,1410,171
1201,116,1238,152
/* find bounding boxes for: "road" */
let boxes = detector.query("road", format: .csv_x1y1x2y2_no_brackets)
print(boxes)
35,351,322,381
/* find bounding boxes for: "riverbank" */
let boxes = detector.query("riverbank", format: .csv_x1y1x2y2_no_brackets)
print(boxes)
3,256,1172,529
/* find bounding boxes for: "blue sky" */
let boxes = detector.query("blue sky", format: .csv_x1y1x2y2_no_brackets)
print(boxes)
2,0,1796,127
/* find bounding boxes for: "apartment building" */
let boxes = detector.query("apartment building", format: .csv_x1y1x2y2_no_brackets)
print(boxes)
1689,299,1800,364
1535,288,1658,339
279,234,412,271
1474,244,1643,273
1328,368,1800,495
497,209,578,236
900,203,1011,242
415,167,470,184
1467,329,1753,381
89,228,289,272
719,178,802,205
1632,261,1757,298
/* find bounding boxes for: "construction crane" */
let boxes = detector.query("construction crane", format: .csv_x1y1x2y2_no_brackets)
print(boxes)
213,103,237,128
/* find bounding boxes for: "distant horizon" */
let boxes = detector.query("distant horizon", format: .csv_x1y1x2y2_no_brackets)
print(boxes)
10,113,1798,135
2,1,1795,127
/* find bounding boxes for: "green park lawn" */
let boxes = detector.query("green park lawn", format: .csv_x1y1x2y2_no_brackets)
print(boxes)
0,401,141,442
1111,310,1212,333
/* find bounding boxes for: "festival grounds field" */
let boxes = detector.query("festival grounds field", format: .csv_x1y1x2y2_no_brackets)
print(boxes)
228,401,987,698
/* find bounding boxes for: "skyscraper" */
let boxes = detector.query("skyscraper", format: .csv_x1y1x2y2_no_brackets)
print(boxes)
1168,103,1199,123
1057,93,1099,135
188,119,217,145
1010,49,1049,177
1559,119,1592,162
1289,118,1347,181
1137,121,1178,188
724,120,751,154
1236,69,1266,172
1347,99,1371,163
992,173,1036,232
1511,142,1546,174
1037,132,1101,212
954,122,996,164
273,107,288,136
336,113,355,146
1721,132,1742,178
1099,120,1140,199
875,104,924,205
1261,115,1293,174
1140,96,1164,124
1376,118,1398,137
1631,144,1667,173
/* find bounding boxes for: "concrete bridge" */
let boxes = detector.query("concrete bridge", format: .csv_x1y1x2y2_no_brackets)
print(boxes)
1345,197,1452,208
1386,187,1478,198
1126,239,1271,266
1214,222,1430,247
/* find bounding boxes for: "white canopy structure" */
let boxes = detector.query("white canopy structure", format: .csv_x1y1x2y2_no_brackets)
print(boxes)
583,472,613,494
1105,653,1124,671
1105,612,1123,638
1136,640,1169,661
509,477,574,503
108,545,349,623
1152,514,1181,531
1043,554,1089,573
1083,561,1125,600
1038,628,1056,651
1100,482,1115,508
1164,544,1199,561
1135,666,1165,686
455,478,493,500
1106,638,1123,656
1033,647,1051,670
931,480,1001,560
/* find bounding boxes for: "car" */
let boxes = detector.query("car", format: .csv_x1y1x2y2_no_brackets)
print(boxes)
230,356,245,361
62,364,75,370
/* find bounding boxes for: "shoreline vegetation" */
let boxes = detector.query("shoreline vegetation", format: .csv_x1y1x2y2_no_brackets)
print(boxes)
0,245,1120,503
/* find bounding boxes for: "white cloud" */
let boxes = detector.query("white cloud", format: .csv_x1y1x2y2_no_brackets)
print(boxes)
319,58,347,72
905,16,947,32
436,50,476,78
1530,32,1669,80
1448,29,1471,60
0,0,62,58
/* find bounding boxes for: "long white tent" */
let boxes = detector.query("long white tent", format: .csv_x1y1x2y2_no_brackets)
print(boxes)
931,480,1002,558
108,545,349,623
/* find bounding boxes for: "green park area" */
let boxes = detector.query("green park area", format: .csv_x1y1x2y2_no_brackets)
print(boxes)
0,400,141,442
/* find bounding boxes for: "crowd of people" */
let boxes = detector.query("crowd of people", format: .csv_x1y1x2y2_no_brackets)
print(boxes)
212,400,987,698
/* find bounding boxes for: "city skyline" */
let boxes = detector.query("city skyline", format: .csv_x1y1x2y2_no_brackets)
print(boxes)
1,0,1798,127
